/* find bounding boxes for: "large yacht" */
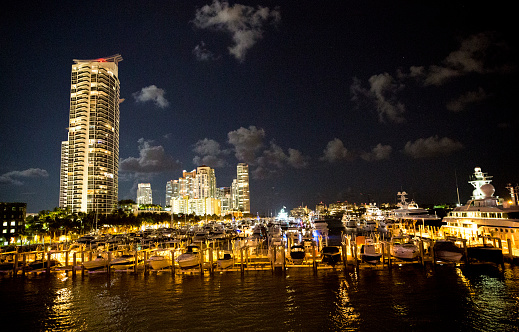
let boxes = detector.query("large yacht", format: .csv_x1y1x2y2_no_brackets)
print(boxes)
441,167,519,250
388,191,443,227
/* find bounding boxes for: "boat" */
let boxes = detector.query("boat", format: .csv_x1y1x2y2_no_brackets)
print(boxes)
109,254,136,270
441,167,518,261
176,245,201,269
360,239,383,264
342,214,358,233
321,246,341,266
0,260,15,272
466,244,503,264
433,239,464,262
147,250,172,270
217,252,234,269
290,244,306,264
362,203,385,232
312,218,345,246
389,191,443,227
26,259,61,270
390,236,419,261
83,254,109,271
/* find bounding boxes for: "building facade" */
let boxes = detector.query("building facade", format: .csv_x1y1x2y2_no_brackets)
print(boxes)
59,54,122,214
236,163,250,214
0,202,26,245
137,183,153,205
194,165,216,199
165,180,180,207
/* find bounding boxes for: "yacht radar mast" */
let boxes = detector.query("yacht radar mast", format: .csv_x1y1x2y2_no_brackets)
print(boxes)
469,167,494,200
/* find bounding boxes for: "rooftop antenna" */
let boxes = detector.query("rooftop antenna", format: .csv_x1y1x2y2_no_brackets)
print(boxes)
455,170,461,206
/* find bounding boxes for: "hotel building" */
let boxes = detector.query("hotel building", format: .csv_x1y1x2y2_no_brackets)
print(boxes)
59,55,122,214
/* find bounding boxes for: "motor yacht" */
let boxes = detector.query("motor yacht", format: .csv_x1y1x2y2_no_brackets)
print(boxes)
176,245,201,269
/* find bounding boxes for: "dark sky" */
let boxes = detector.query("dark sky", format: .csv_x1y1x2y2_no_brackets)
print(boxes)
1,1,517,214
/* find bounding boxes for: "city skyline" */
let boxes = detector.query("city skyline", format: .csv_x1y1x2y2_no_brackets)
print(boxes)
1,1,517,214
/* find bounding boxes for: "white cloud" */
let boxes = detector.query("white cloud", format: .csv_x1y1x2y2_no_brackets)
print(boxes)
133,85,169,108
446,87,490,112
120,138,181,174
192,0,280,62
361,143,392,161
403,136,463,159
192,41,216,61
192,138,229,167
351,74,406,124
320,138,351,163
411,32,515,86
0,168,49,185
227,125,265,163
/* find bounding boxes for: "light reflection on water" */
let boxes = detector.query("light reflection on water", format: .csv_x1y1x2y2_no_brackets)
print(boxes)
1,264,518,331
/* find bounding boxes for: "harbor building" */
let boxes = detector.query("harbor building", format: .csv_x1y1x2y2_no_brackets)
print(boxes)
59,54,122,215
137,183,153,205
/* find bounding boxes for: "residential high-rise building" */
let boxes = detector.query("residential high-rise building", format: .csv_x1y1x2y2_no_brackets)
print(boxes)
59,141,69,209
137,183,153,205
194,165,216,199
179,170,196,198
165,180,180,206
236,163,250,214
59,54,122,214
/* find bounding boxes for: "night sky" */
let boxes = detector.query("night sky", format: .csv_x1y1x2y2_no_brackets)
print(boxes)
1,1,517,214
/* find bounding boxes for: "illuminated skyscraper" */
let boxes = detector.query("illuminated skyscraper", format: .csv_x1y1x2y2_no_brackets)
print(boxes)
59,55,122,214
194,165,216,199
137,183,153,205
236,163,250,213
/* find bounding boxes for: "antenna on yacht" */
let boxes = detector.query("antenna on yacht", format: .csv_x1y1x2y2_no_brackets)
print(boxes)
455,170,461,206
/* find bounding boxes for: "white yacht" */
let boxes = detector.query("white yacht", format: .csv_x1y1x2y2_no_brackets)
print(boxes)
389,191,442,227
176,245,201,269
389,236,419,261
441,167,519,251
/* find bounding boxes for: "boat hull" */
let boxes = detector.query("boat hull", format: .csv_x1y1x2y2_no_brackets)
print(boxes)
176,254,200,269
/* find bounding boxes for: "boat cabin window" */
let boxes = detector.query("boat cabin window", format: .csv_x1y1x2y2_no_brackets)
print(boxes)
481,213,487,218
462,213,467,217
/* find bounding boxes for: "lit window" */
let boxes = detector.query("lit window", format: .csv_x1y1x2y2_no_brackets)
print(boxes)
2,222,6,226
11,221,15,226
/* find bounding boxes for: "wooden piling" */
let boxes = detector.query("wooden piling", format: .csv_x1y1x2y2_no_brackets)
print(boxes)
65,251,69,270
209,248,214,274
240,247,244,274
342,243,347,269
281,245,286,271
144,251,149,275
72,252,76,276
81,250,85,276
507,239,513,260
419,240,425,266
312,242,317,273
12,252,18,277
171,250,175,274
21,253,26,277
46,252,51,275
462,239,469,264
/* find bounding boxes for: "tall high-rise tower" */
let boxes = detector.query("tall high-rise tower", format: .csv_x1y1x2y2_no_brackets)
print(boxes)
137,183,153,205
236,163,250,214
59,55,122,214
